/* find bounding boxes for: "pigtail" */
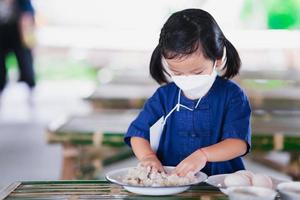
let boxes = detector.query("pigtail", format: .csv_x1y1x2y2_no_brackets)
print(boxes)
222,38,241,79
150,45,168,84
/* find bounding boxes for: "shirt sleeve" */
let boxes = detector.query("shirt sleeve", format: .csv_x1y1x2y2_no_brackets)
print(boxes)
124,88,165,147
221,88,252,154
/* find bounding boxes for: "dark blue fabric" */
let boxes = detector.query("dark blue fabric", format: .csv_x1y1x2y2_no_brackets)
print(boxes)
124,76,251,176
19,0,34,14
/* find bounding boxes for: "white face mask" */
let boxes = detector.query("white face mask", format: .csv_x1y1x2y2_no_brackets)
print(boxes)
162,58,217,99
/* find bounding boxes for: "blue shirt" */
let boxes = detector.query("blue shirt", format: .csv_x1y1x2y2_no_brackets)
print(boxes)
124,76,251,176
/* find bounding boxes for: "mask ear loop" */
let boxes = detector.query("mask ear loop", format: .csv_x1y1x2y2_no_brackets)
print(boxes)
195,97,202,109
162,89,181,126
162,88,196,126
162,104,179,127
177,89,181,111
176,89,194,111
179,104,194,111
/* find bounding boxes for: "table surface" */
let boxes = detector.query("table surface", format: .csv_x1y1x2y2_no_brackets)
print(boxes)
0,180,228,200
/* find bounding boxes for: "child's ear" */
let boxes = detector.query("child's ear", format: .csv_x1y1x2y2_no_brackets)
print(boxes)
215,59,223,69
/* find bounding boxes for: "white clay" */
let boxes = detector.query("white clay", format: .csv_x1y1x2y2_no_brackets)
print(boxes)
224,173,252,187
251,174,273,189
235,170,254,183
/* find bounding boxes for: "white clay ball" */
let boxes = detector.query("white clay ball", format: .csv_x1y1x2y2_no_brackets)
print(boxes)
252,174,273,189
235,170,254,181
224,173,252,187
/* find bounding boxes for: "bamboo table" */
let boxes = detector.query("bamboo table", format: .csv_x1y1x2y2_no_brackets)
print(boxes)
0,181,227,200
47,110,138,180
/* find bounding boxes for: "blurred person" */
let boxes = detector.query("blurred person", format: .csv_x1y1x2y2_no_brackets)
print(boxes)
0,0,36,102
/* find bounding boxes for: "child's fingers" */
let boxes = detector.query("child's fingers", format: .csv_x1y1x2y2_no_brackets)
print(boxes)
140,160,161,170
140,157,165,173
178,167,188,177
140,161,152,167
149,161,162,172
156,163,165,173
180,167,194,177
176,163,194,177
174,163,186,176
142,161,154,166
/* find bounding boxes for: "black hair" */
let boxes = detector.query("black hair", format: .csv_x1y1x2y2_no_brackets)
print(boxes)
150,8,241,84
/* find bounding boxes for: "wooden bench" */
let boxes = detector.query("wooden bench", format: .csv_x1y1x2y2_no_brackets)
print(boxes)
47,110,138,180
0,181,226,200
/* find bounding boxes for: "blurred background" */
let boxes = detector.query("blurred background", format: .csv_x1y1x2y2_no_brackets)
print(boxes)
0,0,300,190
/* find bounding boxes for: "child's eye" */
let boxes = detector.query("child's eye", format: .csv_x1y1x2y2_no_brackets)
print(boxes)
194,71,203,75
173,72,183,76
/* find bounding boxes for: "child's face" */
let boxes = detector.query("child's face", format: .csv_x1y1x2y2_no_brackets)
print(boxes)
165,51,218,76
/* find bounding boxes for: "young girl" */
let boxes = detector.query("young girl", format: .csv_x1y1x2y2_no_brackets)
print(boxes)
124,9,251,177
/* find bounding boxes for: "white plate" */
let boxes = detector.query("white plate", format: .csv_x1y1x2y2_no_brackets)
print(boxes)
277,181,300,200
206,174,287,195
105,166,207,196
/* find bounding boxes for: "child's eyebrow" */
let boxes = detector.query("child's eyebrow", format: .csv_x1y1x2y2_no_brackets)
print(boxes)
191,68,202,72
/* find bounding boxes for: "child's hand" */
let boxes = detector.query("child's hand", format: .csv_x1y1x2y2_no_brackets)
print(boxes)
140,153,164,172
174,149,207,177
